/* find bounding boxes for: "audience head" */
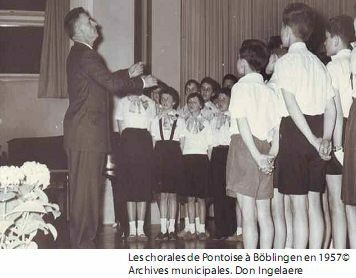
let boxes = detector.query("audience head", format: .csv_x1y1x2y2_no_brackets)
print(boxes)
324,15,355,56
237,39,270,76
222,74,238,89
184,79,200,96
187,92,205,114
216,88,231,112
281,3,315,46
64,7,98,45
159,87,180,110
200,77,220,103
266,36,288,75
144,81,168,104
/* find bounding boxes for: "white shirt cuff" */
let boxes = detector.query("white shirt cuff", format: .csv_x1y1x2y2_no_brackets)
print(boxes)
141,76,146,88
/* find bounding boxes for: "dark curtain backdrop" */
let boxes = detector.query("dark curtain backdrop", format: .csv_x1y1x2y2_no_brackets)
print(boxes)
181,0,355,97
38,0,69,98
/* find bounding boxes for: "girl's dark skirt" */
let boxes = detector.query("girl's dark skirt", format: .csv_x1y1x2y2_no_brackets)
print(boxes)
118,128,153,202
342,100,356,205
182,154,209,198
154,140,184,193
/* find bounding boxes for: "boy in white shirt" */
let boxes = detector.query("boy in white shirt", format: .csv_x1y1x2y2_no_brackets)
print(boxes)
272,3,336,248
227,39,280,249
324,15,354,249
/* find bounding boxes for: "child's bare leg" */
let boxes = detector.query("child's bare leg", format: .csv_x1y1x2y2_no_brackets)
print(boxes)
322,189,331,248
257,198,274,249
237,193,258,248
326,175,346,248
187,197,196,233
346,205,356,249
167,193,177,233
284,195,294,248
272,188,286,248
308,191,324,248
290,194,308,248
236,200,243,234
159,193,168,219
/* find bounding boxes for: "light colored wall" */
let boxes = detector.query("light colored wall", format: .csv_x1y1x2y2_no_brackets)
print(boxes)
0,81,68,153
94,0,135,71
152,0,181,92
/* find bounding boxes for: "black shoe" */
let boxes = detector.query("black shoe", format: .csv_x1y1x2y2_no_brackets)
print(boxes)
168,232,177,240
155,232,169,241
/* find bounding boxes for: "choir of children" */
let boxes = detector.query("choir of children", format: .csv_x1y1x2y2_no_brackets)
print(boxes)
115,2,356,248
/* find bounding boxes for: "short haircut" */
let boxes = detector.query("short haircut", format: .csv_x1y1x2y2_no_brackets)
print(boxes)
267,36,282,51
143,80,168,98
160,86,180,109
64,7,87,39
184,79,200,93
187,92,205,109
326,15,355,46
282,2,315,41
201,77,221,92
222,74,238,84
239,39,270,72
217,87,231,98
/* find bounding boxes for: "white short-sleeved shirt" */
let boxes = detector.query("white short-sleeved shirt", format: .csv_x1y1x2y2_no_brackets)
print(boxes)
327,49,353,118
181,114,213,155
272,42,335,117
229,73,280,142
113,95,156,131
201,101,219,122
266,75,287,119
151,110,184,142
211,111,238,147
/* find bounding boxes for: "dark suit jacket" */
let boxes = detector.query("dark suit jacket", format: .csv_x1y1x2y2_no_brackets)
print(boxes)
63,42,143,153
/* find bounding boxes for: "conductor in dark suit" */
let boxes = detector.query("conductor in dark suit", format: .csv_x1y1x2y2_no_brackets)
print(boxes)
63,7,156,248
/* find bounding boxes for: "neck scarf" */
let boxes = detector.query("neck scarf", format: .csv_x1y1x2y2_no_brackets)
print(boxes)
185,113,205,134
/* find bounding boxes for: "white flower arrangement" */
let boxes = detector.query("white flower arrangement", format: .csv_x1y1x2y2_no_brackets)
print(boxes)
0,161,60,249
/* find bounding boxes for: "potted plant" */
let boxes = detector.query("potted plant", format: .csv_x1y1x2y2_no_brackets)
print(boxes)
0,162,61,249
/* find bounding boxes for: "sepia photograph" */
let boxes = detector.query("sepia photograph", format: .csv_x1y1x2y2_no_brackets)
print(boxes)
0,0,356,255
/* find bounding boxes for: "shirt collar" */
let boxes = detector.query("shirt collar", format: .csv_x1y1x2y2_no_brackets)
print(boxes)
331,48,351,61
288,42,307,53
74,40,93,50
238,72,264,84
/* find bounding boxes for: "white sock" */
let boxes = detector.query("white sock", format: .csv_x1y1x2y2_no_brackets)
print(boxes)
137,220,144,235
198,223,205,234
184,217,190,232
195,217,200,231
129,221,136,236
168,219,176,233
160,218,167,234
236,227,243,236
189,223,196,234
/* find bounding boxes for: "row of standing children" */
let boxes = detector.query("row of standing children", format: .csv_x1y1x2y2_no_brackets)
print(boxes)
112,73,242,241
112,2,356,248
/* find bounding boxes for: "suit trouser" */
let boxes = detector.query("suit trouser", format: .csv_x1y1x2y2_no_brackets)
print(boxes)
66,149,106,248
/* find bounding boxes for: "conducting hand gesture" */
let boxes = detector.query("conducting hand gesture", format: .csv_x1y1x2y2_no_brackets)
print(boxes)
129,61,144,78
142,74,158,88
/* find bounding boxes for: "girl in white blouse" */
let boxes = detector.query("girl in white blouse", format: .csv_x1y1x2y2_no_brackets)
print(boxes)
181,92,213,240
113,93,156,241
151,87,185,240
